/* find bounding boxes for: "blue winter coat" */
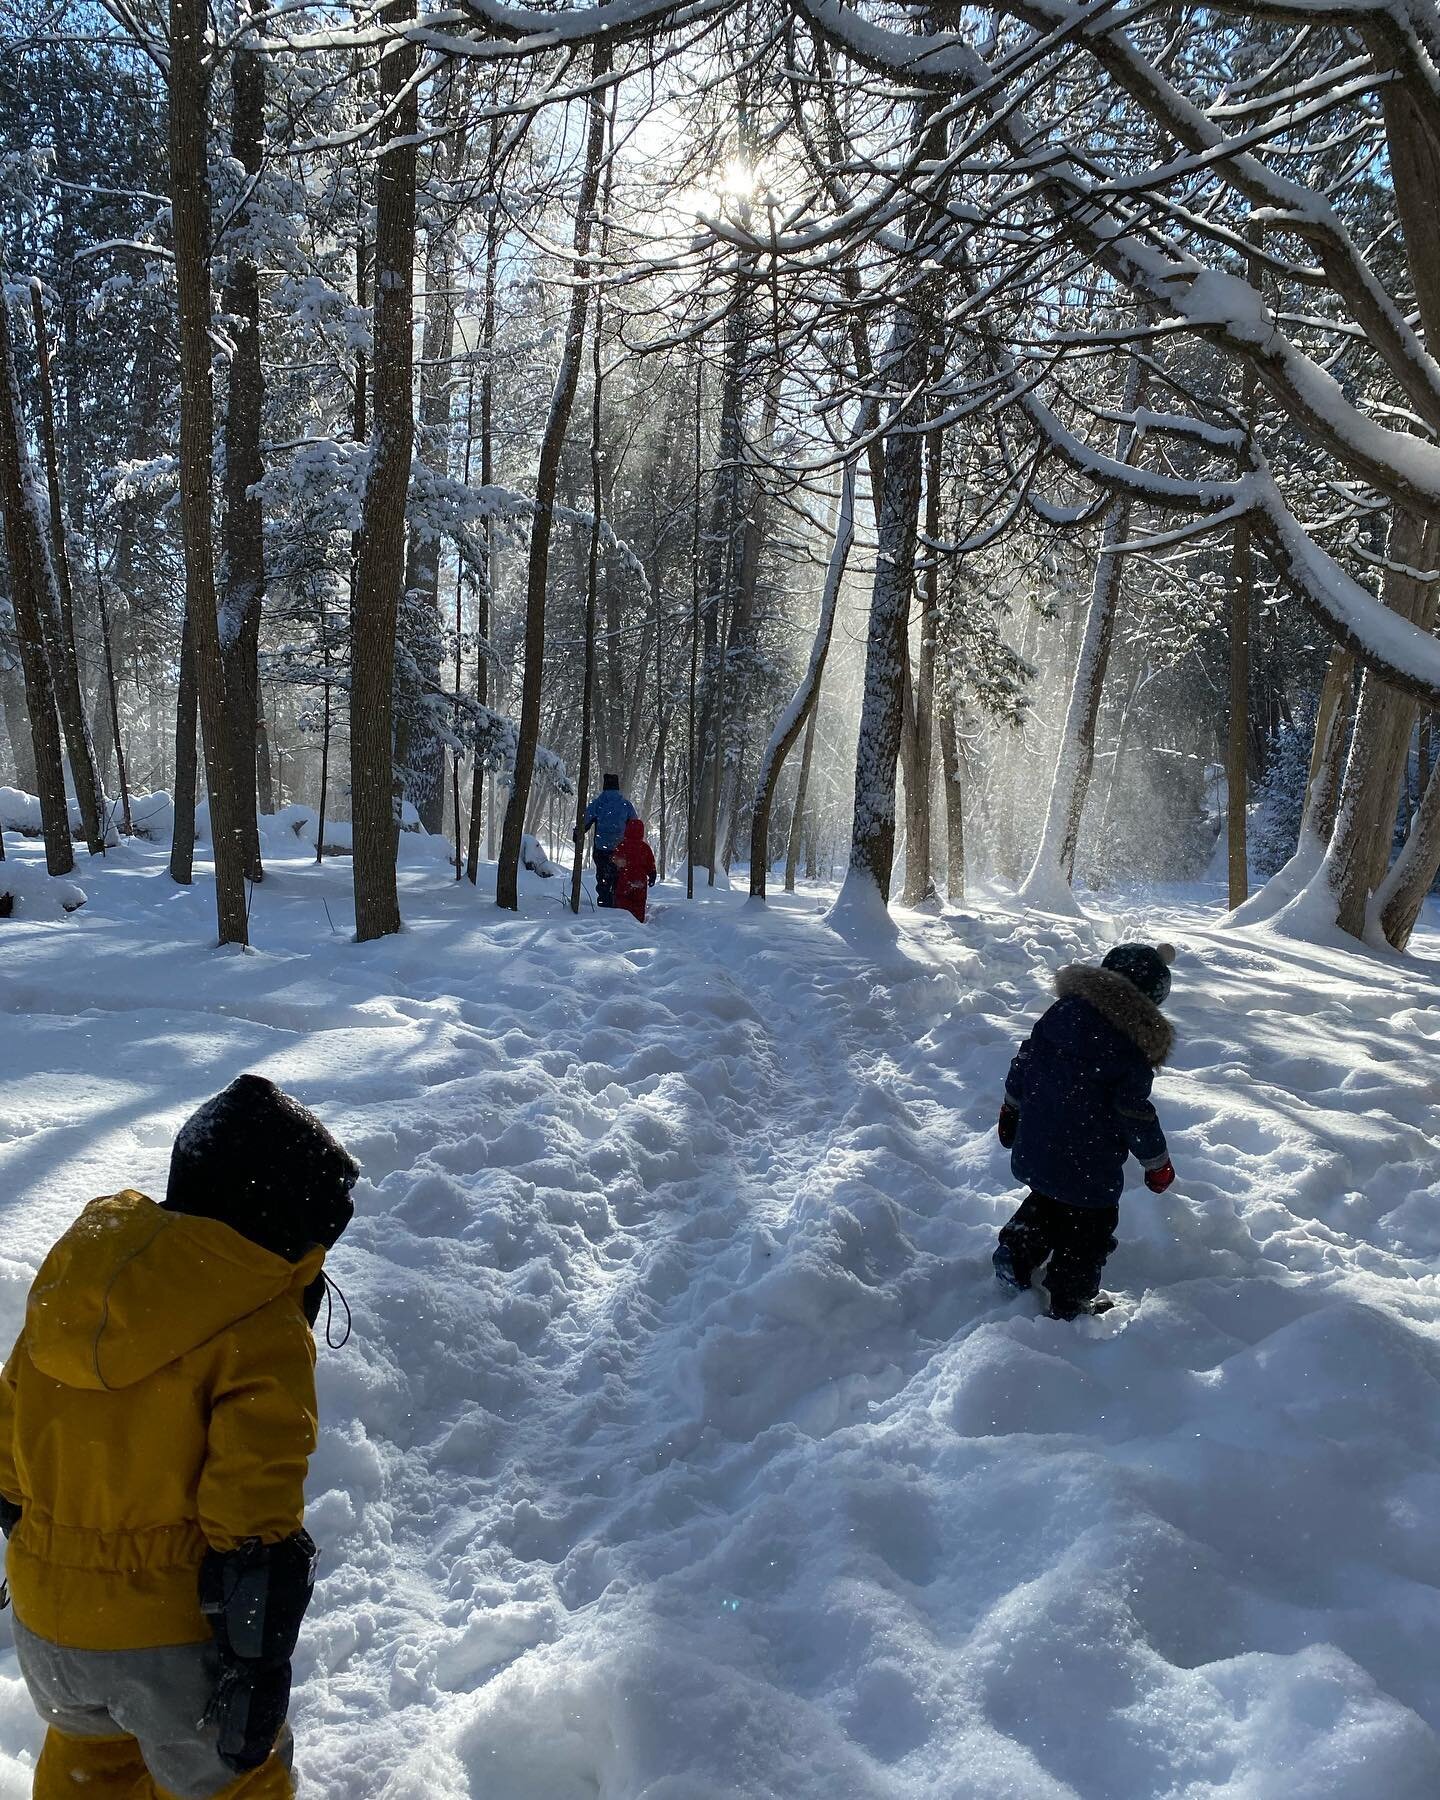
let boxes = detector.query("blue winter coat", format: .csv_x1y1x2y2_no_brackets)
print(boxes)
1005,964,1172,1209
583,788,638,851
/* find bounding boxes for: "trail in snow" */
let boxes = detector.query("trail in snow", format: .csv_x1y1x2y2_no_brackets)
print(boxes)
2,830,1439,1799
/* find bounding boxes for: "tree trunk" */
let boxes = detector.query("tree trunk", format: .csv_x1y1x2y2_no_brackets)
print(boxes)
751,461,855,899
95,554,133,835
570,230,607,914
1227,509,1254,909
692,282,750,869
349,0,418,942
169,0,249,943
1375,750,1440,949
401,73,469,837
1327,510,1438,937
1020,354,1148,905
936,667,965,901
0,273,72,873
901,427,941,906
0,666,38,792
497,46,611,911
1228,235,1262,909
219,0,267,881
466,196,500,886
836,90,944,915
686,347,703,899
28,281,105,851
170,608,198,882
1231,646,1355,928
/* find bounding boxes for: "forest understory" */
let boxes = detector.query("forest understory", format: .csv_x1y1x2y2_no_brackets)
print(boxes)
1,829,1438,1799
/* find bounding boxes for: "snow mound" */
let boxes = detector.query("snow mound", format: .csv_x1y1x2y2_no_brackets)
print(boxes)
0,862,86,918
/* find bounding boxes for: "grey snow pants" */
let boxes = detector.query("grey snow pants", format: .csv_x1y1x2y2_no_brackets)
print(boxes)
13,1615,295,1798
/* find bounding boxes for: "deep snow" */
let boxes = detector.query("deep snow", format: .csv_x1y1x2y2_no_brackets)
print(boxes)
1,827,1439,1799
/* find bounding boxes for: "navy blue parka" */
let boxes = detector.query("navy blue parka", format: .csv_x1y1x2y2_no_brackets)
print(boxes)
1005,964,1172,1209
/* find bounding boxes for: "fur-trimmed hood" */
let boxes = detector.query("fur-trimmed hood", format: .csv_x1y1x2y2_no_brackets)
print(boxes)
1055,964,1173,1067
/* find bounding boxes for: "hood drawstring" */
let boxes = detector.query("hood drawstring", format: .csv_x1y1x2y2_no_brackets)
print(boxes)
320,1272,352,1350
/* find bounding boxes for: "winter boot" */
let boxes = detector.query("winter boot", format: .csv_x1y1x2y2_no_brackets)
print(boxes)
1046,1293,1115,1321
992,1244,1032,1293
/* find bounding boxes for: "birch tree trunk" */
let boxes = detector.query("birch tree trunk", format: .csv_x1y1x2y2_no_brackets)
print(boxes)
0,272,72,873
496,46,610,911
901,427,942,905
750,460,856,899
219,0,267,882
349,0,418,942
1019,353,1148,908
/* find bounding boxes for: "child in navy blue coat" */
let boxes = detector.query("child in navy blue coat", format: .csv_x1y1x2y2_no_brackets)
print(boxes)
994,942,1177,1319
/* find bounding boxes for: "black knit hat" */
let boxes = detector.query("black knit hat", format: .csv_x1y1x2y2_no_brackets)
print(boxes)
603,772,620,790
164,1075,359,1262
1101,942,1176,1006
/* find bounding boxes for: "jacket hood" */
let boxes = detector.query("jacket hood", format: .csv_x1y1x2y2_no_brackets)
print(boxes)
621,817,646,844
26,1191,324,1392
1056,964,1173,1067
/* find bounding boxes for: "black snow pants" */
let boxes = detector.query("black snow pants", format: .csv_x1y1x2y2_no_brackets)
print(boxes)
594,846,617,907
998,1191,1118,1313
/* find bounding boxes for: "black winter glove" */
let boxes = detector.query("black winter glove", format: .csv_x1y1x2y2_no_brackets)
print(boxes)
997,1102,1020,1150
0,1495,21,1540
208,1657,293,1775
201,1532,318,1774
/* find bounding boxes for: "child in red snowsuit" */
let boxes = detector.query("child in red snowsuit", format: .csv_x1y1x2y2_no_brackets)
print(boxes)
612,817,657,922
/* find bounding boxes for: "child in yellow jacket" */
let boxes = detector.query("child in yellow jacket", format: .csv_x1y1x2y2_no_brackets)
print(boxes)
0,1075,358,1799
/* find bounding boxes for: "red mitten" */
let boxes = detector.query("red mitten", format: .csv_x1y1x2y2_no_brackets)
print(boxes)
998,1103,1019,1149
1145,1158,1176,1193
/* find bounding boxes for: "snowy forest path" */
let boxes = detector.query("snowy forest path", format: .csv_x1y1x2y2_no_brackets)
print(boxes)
2,841,1440,1798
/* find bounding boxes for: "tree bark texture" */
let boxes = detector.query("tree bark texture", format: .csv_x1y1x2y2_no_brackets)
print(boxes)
1328,510,1439,938
1374,749,1440,950
169,0,250,943
1227,510,1254,909
349,0,419,941
750,460,856,898
936,668,965,901
496,45,610,912
901,427,942,906
29,281,104,850
219,0,268,882
841,93,945,910
0,274,73,873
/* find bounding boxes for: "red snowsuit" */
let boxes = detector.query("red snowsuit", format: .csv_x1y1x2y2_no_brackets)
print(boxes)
612,817,657,923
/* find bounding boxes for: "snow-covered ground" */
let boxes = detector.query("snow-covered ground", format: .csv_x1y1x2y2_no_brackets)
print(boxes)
2,829,1439,1798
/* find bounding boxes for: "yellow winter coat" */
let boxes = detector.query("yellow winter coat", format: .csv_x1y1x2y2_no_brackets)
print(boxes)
0,1190,322,1652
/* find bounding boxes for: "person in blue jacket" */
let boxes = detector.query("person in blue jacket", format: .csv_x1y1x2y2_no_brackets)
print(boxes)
575,772,637,907
993,942,1177,1319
